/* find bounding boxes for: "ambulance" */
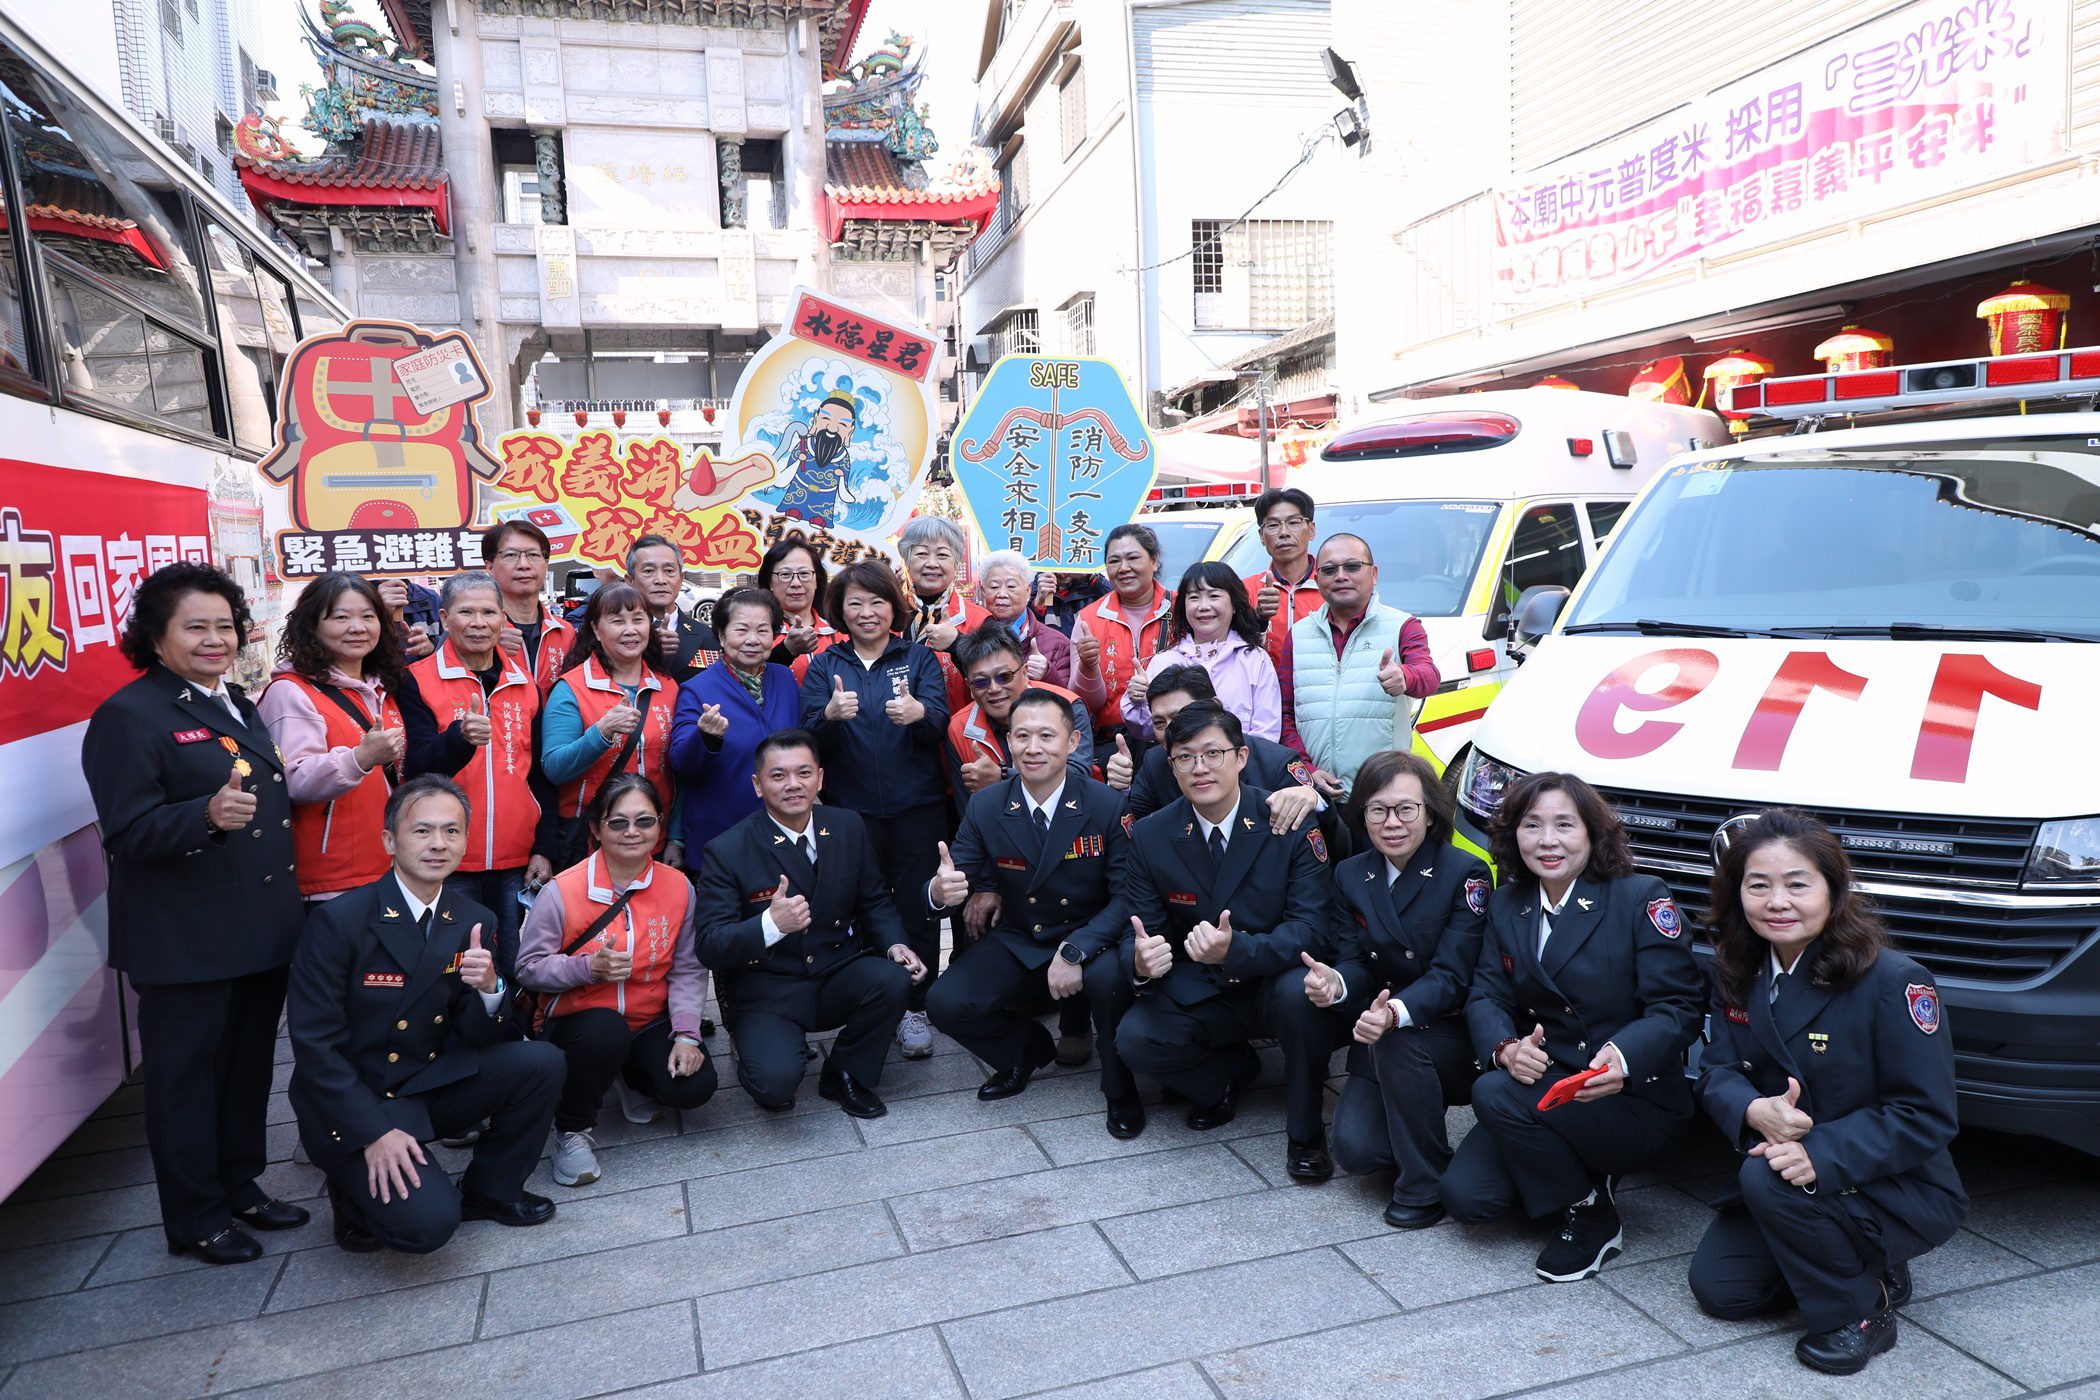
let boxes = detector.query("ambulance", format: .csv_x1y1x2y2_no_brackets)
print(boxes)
1134,481,1260,586
1219,388,1727,771
1451,348,2100,1155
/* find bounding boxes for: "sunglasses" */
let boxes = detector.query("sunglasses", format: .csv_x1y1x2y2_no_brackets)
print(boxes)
600,815,661,833
968,668,1019,690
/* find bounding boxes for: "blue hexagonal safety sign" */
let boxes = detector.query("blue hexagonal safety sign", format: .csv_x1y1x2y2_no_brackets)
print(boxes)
950,355,1158,571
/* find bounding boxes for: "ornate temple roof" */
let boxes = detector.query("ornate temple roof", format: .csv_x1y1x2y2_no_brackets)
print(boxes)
820,30,999,252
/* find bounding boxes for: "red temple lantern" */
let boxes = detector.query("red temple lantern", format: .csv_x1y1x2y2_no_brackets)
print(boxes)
526,408,541,427
1978,280,2072,356
612,409,627,428
1813,326,1895,373
1701,349,1775,434
657,407,671,428
1535,374,1580,391
1628,356,1691,405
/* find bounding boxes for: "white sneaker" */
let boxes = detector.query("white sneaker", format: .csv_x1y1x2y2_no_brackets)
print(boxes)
897,1010,934,1059
613,1078,663,1125
551,1130,600,1187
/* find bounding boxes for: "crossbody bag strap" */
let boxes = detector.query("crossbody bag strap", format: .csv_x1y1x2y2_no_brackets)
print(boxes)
313,681,397,789
608,686,655,775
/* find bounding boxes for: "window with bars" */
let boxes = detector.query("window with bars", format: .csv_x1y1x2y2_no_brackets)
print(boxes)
999,138,1030,221
1059,64,1085,160
1059,295,1095,355
160,0,183,41
990,309,1040,361
1191,220,1224,294
1192,218,1332,331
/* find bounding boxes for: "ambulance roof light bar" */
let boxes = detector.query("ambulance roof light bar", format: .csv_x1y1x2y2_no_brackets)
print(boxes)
1143,480,1264,505
1727,347,2100,422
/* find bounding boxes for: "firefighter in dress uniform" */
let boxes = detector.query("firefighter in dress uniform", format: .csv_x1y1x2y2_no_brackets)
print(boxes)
1689,808,1966,1376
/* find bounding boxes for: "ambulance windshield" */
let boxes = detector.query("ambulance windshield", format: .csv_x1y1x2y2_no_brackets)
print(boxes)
1222,499,1500,617
1566,436,2100,641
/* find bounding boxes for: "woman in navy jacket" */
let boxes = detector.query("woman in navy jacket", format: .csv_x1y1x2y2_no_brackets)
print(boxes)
669,587,799,859
798,560,950,1054
1444,771,1705,1285
1690,808,1965,1376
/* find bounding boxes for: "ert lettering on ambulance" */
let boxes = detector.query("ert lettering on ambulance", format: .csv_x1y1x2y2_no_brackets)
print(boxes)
488,431,767,574
949,356,1158,571
1492,0,2064,305
261,319,506,578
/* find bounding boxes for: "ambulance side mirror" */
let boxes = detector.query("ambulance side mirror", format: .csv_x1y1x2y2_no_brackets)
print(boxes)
1506,585,1570,661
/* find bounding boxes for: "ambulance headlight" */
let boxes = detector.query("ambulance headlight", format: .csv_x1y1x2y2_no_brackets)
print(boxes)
1456,748,1526,824
2025,817,2100,885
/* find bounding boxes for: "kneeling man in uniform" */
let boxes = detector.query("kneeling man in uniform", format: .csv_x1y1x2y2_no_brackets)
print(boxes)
289,774,564,1254
695,729,927,1119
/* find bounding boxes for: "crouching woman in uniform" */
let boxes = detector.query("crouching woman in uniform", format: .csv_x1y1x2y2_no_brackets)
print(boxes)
517,773,718,1189
1689,808,1966,1376
1443,771,1705,1284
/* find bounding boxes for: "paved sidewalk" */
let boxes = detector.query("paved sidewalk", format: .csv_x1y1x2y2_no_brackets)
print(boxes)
1,1011,2095,1399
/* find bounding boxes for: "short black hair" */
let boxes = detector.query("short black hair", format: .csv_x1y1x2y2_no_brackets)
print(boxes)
716,585,784,633
824,559,907,633
757,535,829,600
1010,686,1075,731
1253,487,1315,525
1164,699,1244,753
482,518,551,562
754,727,819,770
955,618,1026,673
1146,663,1217,707
588,771,662,830
384,773,470,834
120,561,253,673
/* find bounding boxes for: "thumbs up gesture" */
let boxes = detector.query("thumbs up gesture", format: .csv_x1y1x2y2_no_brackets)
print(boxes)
1131,915,1174,980
1024,645,1048,681
930,840,971,908
698,702,728,738
1501,1022,1552,1085
208,767,256,831
1354,988,1398,1044
825,673,859,721
1749,1074,1816,1144
768,882,812,936
1074,626,1101,676
357,722,407,769
459,692,493,748
588,932,633,983
1376,647,1407,697
596,702,641,742
1255,578,1281,622
1187,908,1233,965
459,922,499,993
1299,949,1343,1007
1105,732,1135,790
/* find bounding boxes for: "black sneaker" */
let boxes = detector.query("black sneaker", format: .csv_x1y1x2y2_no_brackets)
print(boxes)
1535,1185,1623,1283
1796,1307,1898,1375
1884,1258,1912,1309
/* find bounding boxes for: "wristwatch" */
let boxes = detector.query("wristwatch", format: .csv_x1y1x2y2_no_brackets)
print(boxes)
1056,941,1084,965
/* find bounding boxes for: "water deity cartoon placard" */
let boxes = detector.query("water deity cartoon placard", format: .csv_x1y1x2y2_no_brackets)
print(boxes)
950,356,1157,570
724,287,941,546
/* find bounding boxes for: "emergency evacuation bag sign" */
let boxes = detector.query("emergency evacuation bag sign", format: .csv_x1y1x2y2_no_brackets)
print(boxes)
950,356,1158,571
261,318,506,579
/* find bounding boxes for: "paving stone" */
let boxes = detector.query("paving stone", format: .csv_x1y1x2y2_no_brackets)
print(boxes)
9,1146,159,1203
1598,1255,1795,1348
0,1276,480,1400
1905,1261,2100,1389
1101,1177,1396,1279
604,1328,966,1399
1026,1087,1289,1167
0,1237,108,1304
480,1203,904,1337
1511,1321,2019,1399
88,1216,334,1287
522,1107,864,1201
1961,1180,2100,1267
1206,1279,1682,1397
1907,1227,2045,1301
685,1126,1048,1233
46,1113,147,1159
872,1050,1001,1101
940,1250,1396,1399
1026,1363,1221,1399
696,1222,1130,1367
854,1070,1110,1148
267,1183,691,1312
889,1142,1266,1250
0,1183,162,1250
0,1253,278,1363
232,1299,697,1398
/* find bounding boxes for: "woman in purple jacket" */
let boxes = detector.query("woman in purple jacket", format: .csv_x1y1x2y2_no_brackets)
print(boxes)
668,587,801,859
1125,561,1281,741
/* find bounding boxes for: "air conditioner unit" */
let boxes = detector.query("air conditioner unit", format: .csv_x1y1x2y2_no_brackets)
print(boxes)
253,68,278,99
153,116,196,155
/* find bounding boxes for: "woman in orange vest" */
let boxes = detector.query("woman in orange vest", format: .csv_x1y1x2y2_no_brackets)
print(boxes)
540,582,678,868
760,536,838,682
516,773,715,1189
257,572,407,900
1071,522,1174,738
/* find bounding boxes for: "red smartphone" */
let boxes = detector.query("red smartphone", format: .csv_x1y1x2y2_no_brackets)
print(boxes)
1537,1065,1611,1112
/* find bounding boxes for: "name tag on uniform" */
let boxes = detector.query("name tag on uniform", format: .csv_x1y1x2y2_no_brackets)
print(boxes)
363,972,405,989
172,728,211,743
1063,835,1103,860
995,857,1028,872
1725,1006,1750,1025
1167,892,1197,907
748,886,779,903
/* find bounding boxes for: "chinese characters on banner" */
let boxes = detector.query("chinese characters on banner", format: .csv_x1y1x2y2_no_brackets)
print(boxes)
1492,0,2063,305
488,431,767,573
0,461,210,746
949,357,1158,571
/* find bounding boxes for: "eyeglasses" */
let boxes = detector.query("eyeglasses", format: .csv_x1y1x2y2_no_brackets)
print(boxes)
1169,746,1241,772
494,550,546,565
968,668,1019,690
600,815,661,833
1364,801,1424,826
1316,559,1370,579
772,569,815,583
1260,515,1312,534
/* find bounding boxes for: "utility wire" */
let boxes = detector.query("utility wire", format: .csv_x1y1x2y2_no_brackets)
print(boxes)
1120,124,1335,277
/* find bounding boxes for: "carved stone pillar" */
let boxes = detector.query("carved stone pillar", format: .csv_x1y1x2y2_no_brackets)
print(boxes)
718,137,746,229
534,132,567,225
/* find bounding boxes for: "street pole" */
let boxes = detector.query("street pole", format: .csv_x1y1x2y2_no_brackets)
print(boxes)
1257,371,1272,489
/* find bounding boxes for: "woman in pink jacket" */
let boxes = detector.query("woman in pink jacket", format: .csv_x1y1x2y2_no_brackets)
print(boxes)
1125,561,1281,742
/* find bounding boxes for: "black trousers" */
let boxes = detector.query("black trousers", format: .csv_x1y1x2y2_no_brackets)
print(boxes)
133,966,289,1244
722,957,910,1106
1442,1067,1689,1222
861,802,949,1011
926,938,1122,1087
541,1009,719,1133
1330,1016,1476,1207
443,867,527,983
1690,1157,1917,1331
1115,967,1336,1139
322,1039,565,1255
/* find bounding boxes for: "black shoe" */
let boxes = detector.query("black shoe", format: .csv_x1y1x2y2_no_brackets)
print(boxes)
1535,1184,1623,1282
979,1030,1057,1101
236,1198,311,1231
819,1065,888,1119
1383,1199,1445,1230
326,1186,382,1254
1186,1047,1260,1131
1796,1308,1898,1375
1105,1096,1147,1140
461,1191,557,1227
753,1097,795,1113
1286,1132,1335,1183
167,1225,262,1265
1884,1258,1912,1309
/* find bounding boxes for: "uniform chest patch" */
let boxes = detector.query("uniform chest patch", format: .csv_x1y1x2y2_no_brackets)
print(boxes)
1808,1031,1830,1053
172,728,211,744
1464,877,1489,917
363,972,405,989
1906,983,1941,1035
1724,1005,1750,1025
748,886,780,903
1167,891,1197,907
1647,897,1683,938
995,857,1028,871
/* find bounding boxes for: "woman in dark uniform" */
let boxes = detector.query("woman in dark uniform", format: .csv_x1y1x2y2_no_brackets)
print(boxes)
1690,808,1965,1375
1443,771,1705,1283
1311,750,1489,1229
80,562,308,1264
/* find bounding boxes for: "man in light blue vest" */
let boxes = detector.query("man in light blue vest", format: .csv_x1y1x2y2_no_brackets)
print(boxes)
1279,535,1440,800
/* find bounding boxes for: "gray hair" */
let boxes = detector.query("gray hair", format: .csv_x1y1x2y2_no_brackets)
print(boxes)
441,570,501,609
975,550,1032,587
898,516,966,557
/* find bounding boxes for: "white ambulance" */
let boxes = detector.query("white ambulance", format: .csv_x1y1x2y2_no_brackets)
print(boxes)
1219,388,1727,770
1452,349,2100,1155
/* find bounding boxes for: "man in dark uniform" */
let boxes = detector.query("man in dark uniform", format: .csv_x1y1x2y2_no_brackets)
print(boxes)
925,689,1140,1135
694,729,927,1119
1116,703,1336,1178
1106,664,1330,843
627,533,721,675
288,775,564,1255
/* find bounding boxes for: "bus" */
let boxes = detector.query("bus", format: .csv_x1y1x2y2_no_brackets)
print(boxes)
0,17,350,1200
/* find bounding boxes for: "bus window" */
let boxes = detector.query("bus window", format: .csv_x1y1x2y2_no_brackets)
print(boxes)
204,221,296,454
0,148,30,388
295,292,345,340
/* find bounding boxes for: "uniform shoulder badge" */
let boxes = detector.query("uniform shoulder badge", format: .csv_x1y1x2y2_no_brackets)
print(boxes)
1286,758,1313,786
1121,812,1135,836
1464,876,1489,916
1307,829,1327,863
1646,897,1683,938
1905,982,1941,1034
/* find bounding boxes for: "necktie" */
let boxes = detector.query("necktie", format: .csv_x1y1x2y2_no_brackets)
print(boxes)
1034,807,1050,838
416,909,433,940
803,836,817,873
1208,827,1226,868
1770,971,1787,1005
